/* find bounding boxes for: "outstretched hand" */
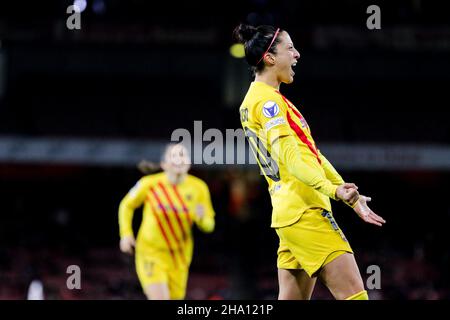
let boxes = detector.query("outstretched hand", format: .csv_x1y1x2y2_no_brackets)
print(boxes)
353,195,386,227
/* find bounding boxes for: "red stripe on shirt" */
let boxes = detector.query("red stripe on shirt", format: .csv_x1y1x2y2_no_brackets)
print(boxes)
146,195,177,267
172,185,192,226
286,111,322,164
150,187,186,265
277,92,322,164
158,182,188,241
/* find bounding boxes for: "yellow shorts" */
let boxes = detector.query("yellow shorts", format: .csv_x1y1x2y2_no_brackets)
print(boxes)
135,249,189,300
276,208,353,277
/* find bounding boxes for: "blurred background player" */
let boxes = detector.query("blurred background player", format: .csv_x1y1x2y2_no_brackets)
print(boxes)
234,24,386,300
118,143,216,300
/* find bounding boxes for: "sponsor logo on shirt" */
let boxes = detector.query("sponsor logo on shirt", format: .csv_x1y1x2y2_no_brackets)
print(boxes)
157,204,184,212
265,117,286,131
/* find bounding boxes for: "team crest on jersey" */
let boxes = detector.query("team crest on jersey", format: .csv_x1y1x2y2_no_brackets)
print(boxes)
262,101,279,118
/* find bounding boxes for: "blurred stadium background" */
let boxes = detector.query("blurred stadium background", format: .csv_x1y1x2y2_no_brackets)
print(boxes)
1,0,450,299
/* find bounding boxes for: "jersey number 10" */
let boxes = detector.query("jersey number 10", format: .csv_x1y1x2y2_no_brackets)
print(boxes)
244,126,281,182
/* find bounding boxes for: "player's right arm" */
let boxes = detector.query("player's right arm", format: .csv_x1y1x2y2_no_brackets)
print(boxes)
118,177,150,254
245,96,358,203
272,135,358,202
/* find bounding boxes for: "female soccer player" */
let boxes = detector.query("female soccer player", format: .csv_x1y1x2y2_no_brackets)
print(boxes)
234,24,386,300
118,143,215,300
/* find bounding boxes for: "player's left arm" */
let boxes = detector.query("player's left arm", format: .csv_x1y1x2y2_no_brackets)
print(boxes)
318,149,363,208
317,149,345,186
193,181,215,233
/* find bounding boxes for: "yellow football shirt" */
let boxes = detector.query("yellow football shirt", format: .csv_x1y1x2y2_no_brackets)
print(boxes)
239,81,345,228
118,172,215,267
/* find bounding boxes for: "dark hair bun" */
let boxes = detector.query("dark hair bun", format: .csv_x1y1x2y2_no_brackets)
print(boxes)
233,23,257,43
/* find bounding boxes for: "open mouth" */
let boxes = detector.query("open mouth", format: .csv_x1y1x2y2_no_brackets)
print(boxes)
290,61,297,76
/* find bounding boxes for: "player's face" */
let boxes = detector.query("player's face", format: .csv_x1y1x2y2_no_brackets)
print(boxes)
162,144,191,176
273,31,300,84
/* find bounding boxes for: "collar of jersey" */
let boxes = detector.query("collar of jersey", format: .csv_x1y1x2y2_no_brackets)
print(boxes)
252,81,278,92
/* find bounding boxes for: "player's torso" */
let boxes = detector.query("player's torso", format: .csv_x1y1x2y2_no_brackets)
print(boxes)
137,173,198,251
240,82,331,227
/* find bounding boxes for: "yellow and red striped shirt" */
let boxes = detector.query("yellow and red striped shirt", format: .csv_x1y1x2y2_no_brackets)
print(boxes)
239,81,345,228
119,172,215,267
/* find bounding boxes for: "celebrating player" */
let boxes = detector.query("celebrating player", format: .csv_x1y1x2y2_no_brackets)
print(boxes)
234,24,386,300
118,143,215,300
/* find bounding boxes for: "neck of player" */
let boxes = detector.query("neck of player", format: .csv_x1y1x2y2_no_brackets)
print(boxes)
166,171,185,185
255,70,280,90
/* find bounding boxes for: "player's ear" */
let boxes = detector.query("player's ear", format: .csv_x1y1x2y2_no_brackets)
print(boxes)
264,53,276,66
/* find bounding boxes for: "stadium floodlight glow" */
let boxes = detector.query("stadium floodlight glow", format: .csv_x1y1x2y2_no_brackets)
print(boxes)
73,0,87,13
229,43,245,59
